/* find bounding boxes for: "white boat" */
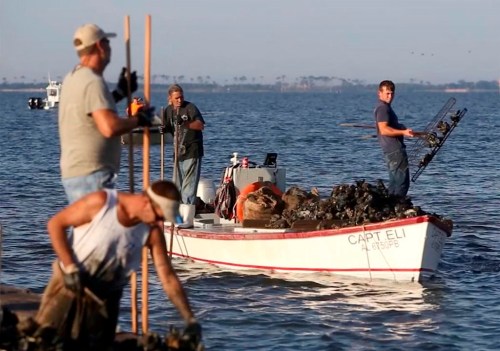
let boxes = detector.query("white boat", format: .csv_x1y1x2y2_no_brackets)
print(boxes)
163,158,451,283
27,80,62,110
164,214,450,283
43,80,62,109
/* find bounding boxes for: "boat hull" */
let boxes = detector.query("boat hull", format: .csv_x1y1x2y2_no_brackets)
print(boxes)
165,215,450,282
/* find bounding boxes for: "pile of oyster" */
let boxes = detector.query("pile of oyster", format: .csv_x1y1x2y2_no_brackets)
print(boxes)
0,307,201,351
245,179,450,229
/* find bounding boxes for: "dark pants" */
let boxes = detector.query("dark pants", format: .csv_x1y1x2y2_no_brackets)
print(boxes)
384,148,410,197
36,262,122,350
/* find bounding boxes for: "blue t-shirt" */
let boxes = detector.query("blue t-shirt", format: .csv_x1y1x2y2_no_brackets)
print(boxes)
374,101,405,153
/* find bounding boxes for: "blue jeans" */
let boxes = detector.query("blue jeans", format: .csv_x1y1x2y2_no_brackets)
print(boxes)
174,157,202,204
383,148,409,197
62,169,117,204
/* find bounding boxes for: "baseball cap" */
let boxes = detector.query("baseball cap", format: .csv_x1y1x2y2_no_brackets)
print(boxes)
146,181,183,224
73,23,116,51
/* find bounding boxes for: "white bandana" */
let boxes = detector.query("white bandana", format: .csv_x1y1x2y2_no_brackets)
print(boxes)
146,187,182,223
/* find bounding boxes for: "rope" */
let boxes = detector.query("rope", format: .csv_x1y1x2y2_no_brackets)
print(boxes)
168,223,175,259
362,224,373,282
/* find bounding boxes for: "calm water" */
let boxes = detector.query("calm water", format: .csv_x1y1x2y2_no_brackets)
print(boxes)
1,90,499,350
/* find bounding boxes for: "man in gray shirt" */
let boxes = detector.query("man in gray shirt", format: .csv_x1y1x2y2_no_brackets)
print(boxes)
59,23,153,203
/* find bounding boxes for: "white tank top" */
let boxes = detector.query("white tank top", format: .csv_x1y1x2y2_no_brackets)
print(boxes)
72,189,150,288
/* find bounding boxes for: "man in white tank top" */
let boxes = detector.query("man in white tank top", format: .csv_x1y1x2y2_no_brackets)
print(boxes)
35,180,202,349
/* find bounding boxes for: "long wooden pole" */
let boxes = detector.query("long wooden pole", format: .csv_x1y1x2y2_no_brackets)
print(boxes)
125,17,134,189
124,15,139,335
141,14,152,334
338,123,376,129
160,107,165,180
169,114,179,258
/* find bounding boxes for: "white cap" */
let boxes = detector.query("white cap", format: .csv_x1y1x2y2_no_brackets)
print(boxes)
73,23,116,51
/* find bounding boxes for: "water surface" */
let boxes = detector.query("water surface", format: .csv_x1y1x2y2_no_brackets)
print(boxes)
0,90,499,350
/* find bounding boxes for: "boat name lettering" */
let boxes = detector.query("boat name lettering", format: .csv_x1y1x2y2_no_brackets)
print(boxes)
347,228,406,245
371,239,399,250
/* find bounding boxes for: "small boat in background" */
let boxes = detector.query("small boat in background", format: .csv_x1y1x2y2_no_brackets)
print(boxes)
27,80,62,110
43,80,62,109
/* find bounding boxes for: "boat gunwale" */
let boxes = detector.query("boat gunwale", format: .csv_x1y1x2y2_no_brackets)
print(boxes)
171,215,452,241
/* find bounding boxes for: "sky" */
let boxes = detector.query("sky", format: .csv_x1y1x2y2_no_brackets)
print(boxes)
1,0,499,85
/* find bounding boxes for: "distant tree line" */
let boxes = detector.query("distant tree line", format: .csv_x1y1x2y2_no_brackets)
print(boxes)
2,74,499,93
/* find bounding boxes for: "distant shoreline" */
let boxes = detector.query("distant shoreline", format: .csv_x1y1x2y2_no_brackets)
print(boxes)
1,88,45,93
2,83,499,94
3,88,499,94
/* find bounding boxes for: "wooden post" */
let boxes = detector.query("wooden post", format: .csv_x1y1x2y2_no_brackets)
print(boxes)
125,15,139,335
141,14,152,334
160,106,165,180
169,105,180,258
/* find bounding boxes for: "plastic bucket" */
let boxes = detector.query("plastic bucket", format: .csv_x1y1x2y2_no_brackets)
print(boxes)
196,178,216,204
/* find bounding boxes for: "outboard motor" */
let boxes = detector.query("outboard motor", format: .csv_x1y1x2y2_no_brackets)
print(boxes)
28,97,43,109
28,98,36,109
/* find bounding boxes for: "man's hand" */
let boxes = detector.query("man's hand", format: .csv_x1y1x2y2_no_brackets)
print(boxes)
182,319,202,347
60,262,83,297
411,131,427,137
113,67,138,102
403,128,415,137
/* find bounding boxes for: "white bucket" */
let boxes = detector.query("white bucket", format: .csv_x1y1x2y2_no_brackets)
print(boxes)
196,178,216,204
178,204,196,228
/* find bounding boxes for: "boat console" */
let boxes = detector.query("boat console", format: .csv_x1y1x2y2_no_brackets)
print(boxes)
225,152,286,193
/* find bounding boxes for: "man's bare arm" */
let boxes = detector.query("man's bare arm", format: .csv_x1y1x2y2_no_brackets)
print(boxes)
149,227,196,322
377,121,415,137
92,109,138,137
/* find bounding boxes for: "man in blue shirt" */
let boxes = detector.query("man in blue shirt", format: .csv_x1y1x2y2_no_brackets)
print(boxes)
374,80,421,197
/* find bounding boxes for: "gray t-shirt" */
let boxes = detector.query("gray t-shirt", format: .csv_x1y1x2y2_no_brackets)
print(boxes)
59,66,120,178
163,101,205,161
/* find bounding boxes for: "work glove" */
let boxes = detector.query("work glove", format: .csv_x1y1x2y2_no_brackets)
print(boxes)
113,67,138,102
60,262,83,297
135,107,161,127
182,319,202,348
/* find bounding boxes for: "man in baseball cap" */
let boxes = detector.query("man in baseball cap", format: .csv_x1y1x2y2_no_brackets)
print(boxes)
73,23,116,51
59,23,155,207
